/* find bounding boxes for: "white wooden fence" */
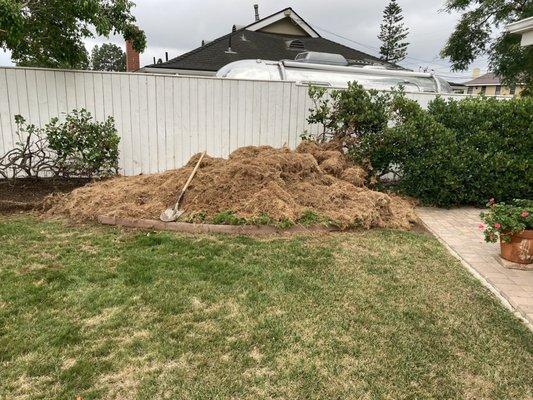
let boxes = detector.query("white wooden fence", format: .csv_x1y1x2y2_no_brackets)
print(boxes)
0,66,473,176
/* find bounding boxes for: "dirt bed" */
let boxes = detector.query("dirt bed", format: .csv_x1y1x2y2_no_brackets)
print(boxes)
46,142,417,230
0,178,90,214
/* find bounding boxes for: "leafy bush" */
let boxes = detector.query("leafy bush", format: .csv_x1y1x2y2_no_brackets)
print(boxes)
0,110,120,180
308,85,533,206
46,109,120,178
480,199,532,243
424,96,533,205
0,115,57,179
308,83,391,141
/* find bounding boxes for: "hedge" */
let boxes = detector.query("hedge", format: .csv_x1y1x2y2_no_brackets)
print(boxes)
308,84,533,207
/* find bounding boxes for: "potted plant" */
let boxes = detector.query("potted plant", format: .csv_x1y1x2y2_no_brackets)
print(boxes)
480,199,533,265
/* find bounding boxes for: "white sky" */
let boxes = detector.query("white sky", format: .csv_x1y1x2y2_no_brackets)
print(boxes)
0,0,489,82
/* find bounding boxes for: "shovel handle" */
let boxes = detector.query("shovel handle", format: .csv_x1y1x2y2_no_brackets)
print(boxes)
173,151,206,211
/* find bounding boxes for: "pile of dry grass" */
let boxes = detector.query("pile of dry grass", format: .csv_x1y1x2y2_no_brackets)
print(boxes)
46,141,417,229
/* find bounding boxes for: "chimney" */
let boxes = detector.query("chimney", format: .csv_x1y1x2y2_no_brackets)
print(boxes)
472,67,481,79
254,4,260,21
126,40,140,71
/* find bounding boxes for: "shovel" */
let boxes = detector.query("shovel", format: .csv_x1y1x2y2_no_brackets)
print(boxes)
160,151,206,222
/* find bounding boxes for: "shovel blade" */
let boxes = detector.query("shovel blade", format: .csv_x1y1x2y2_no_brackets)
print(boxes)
159,208,184,222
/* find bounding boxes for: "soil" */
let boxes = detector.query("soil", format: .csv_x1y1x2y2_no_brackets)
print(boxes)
46,142,418,230
0,178,91,214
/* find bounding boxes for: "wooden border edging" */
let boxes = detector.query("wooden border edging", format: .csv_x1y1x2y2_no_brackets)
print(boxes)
97,215,339,235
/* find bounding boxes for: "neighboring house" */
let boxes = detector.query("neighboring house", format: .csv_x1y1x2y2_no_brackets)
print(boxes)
462,18,531,97
464,71,524,96
138,6,398,76
448,81,466,94
507,16,533,47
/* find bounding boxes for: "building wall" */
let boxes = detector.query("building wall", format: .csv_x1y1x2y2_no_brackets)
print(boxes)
521,30,533,46
259,18,308,36
466,85,524,96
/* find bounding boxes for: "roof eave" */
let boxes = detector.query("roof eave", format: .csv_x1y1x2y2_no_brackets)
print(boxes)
507,16,533,34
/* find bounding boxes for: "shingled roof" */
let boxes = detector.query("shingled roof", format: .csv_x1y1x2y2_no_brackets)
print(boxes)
147,29,395,72
464,73,501,86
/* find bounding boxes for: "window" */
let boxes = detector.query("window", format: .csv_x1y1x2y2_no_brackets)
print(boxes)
495,85,501,95
510,86,516,95
480,86,486,95
287,39,305,50
467,87,473,94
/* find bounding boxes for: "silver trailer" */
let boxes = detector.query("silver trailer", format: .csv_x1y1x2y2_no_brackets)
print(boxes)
216,52,453,93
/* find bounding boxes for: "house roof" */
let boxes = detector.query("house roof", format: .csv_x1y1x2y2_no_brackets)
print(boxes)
146,7,397,72
147,29,395,72
464,72,501,86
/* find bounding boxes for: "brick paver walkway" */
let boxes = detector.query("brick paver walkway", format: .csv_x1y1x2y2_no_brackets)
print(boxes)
417,207,533,329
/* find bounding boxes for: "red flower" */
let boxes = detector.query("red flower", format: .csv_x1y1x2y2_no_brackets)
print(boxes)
521,211,529,218
478,223,485,230
494,223,501,229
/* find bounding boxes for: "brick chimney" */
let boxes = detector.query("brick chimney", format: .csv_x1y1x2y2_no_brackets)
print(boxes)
472,67,481,79
126,40,140,72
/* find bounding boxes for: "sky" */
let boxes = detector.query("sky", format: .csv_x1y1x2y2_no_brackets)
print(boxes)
0,0,489,82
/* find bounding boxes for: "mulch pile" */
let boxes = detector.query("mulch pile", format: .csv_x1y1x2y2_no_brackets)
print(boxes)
46,141,417,229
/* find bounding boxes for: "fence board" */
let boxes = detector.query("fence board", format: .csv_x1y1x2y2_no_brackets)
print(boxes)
36,70,50,125
15,69,30,125
44,71,58,119
138,75,150,172
0,66,482,176
25,69,40,126
129,74,141,175
146,75,158,172
0,69,12,150
5,69,19,149
172,77,183,167
164,76,175,170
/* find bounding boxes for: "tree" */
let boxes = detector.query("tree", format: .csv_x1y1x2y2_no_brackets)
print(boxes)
378,0,409,63
91,43,126,71
441,0,533,95
0,0,146,69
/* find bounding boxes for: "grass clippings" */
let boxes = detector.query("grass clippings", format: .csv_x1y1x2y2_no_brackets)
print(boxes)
46,142,416,229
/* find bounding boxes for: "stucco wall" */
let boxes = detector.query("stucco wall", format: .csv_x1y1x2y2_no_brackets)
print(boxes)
467,85,524,96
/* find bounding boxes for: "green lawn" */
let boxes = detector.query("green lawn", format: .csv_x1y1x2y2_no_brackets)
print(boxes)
0,216,531,400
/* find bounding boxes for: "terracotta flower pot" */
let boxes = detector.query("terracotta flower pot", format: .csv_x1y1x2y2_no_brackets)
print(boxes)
500,230,533,265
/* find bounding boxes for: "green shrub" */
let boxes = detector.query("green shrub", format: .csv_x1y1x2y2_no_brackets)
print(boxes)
404,96,532,206
308,86,533,207
307,82,392,144
46,109,120,178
